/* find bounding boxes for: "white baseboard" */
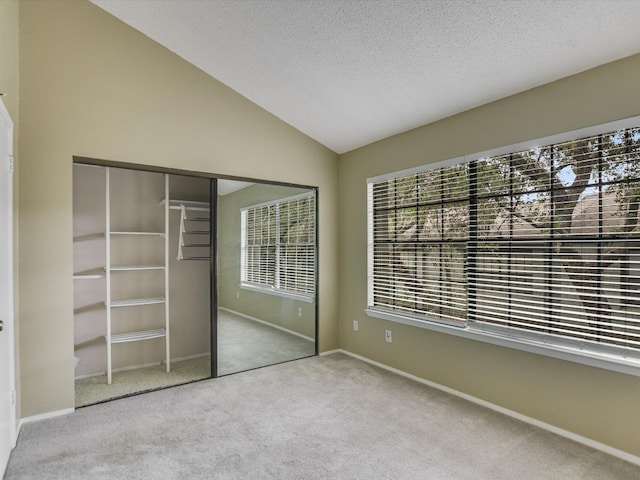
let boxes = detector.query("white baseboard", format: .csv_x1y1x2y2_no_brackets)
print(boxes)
219,307,314,342
21,407,75,425
319,349,341,356
337,349,640,467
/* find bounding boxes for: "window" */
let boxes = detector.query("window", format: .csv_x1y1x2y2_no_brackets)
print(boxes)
241,191,316,301
368,118,640,369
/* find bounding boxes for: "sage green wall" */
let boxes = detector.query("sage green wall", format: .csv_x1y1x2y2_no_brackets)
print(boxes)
218,183,316,339
18,0,338,417
338,54,640,457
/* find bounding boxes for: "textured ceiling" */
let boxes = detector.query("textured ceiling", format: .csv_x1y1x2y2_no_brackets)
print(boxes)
91,0,640,154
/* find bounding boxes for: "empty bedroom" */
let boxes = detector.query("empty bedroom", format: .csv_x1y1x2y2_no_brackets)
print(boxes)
1,0,639,478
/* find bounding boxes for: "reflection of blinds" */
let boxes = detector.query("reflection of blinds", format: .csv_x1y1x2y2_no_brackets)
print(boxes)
368,125,640,356
241,192,316,297
242,205,275,287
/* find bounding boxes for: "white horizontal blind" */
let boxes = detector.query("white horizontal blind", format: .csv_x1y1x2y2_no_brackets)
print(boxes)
472,128,640,353
368,124,640,356
241,205,276,287
368,164,469,325
278,194,316,294
242,192,316,297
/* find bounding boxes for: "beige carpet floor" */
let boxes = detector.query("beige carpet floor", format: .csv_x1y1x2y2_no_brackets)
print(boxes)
8,354,639,479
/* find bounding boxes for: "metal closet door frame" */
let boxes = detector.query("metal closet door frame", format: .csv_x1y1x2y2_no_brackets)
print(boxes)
209,178,218,378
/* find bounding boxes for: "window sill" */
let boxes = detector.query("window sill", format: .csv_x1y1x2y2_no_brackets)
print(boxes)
365,308,640,377
240,283,314,303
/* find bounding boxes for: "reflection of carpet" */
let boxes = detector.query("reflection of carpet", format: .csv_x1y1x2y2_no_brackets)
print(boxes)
75,310,315,407
217,309,315,376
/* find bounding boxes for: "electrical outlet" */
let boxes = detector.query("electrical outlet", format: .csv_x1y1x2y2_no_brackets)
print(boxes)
298,307,303,317
353,320,359,331
236,291,240,299
385,329,392,343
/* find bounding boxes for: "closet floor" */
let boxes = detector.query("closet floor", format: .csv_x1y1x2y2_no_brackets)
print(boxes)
75,356,211,407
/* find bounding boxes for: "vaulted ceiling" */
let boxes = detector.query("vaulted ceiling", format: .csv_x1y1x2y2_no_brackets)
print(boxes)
92,0,640,154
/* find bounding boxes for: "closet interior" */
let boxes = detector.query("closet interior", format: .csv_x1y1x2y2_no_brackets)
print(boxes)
73,162,317,407
73,165,211,406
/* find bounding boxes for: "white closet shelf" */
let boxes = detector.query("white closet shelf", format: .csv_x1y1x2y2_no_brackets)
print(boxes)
73,274,104,280
109,328,166,344
109,265,165,271
73,233,105,242
162,199,210,212
110,231,165,237
109,296,165,308
73,268,105,280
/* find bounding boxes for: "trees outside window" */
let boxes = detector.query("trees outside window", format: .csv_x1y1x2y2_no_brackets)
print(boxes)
368,125,640,355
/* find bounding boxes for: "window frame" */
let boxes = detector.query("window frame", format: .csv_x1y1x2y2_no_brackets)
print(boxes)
241,191,316,303
366,115,640,377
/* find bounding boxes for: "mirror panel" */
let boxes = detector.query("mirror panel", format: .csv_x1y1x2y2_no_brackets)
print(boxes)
216,180,316,375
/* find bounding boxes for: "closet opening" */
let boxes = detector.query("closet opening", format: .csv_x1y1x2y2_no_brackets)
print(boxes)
72,158,318,407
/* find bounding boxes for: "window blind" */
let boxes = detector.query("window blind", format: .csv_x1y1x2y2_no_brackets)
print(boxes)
368,164,469,325
368,124,640,358
241,192,316,298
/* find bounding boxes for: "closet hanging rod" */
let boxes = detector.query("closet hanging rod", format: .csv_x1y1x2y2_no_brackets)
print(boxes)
161,199,210,211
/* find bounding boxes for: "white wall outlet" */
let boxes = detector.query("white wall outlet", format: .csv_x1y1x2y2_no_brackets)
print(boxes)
236,291,240,299
298,307,303,317
385,329,392,343
353,320,359,331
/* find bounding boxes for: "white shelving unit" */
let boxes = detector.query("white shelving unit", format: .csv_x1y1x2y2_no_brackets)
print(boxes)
105,169,170,384
162,199,210,261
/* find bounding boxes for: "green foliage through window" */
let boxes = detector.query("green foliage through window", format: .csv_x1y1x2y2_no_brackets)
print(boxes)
368,124,640,356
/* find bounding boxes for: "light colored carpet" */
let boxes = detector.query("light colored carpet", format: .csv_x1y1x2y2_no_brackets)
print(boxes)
8,354,638,480
75,310,314,406
75,356,211,407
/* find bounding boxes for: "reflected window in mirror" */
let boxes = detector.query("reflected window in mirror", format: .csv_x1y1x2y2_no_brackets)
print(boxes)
240,191,316,302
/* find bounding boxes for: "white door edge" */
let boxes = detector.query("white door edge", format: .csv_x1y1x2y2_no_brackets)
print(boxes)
0,97,17,474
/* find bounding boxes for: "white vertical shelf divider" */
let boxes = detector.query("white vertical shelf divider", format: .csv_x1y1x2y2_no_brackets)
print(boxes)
105,167,113,384
164,173,170,373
